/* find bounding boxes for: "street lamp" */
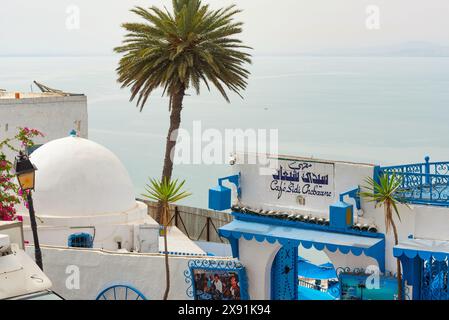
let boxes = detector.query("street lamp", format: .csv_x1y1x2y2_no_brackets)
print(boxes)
13,151,43,270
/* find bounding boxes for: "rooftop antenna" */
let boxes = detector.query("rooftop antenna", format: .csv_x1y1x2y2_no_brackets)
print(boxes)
33,80,84,97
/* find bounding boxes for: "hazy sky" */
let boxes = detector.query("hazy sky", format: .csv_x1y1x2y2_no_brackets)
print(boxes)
1,0,448,56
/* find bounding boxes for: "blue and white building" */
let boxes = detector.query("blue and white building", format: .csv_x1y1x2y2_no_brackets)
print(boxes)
210,153,449,300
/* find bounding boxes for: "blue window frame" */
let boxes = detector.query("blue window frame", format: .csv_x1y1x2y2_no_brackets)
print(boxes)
68,233,93,248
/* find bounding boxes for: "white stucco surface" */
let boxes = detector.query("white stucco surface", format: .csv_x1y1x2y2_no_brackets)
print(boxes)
17,136,160,253
159,227,206,255
26,245,235,300
238,238,280,300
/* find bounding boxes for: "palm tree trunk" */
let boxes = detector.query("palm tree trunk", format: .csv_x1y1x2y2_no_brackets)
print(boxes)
391,219,403,300
163,226,170,300
162,87,185,182
163,203,170,300
156,87,185,223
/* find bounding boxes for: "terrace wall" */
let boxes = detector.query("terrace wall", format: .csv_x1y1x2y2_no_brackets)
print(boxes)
140,199,232,244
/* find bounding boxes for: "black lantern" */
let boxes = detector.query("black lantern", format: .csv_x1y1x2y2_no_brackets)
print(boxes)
13,151,43,270
13,151,37,191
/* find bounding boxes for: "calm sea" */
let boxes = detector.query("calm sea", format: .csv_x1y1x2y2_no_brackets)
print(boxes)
1,56,449,208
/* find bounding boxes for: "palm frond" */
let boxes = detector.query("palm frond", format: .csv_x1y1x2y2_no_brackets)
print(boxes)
359,173,408,233
115,0,252,111
142,177,192,204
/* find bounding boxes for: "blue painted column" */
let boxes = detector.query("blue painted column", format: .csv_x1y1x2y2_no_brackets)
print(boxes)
425,156,431,186
373,165,382,185
399,255,422,300
228,237,240,259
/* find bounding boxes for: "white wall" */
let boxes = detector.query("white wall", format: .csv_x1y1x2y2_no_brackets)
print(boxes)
20,203,160,253
238,238,281,300
0,95,88,160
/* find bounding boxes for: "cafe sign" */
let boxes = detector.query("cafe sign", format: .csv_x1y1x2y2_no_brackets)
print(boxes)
269,159,335,202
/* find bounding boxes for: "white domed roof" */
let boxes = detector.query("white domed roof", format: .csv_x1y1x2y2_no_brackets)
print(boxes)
29,136,136,217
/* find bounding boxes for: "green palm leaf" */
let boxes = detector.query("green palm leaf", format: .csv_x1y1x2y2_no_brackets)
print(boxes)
142,178,192,226
359,172,409,300
114,0,252,111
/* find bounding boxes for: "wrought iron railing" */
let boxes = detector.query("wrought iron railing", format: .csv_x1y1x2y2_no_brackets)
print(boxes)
298,279,327,292
378,157,449,207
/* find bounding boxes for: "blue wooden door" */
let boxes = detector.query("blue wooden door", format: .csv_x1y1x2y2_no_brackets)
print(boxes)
271,243,298,300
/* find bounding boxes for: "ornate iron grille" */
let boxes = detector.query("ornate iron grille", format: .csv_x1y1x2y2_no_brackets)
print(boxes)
421,258,449,300
379,157,449,207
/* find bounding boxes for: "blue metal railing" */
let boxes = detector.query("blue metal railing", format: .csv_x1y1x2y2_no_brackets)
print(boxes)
298,279,327,293
378,157,449,207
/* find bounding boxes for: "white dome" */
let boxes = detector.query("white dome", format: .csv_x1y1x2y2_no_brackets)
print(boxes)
29,136,137,217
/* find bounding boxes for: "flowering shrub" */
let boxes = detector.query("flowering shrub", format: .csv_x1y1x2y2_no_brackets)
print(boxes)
0,127,44,221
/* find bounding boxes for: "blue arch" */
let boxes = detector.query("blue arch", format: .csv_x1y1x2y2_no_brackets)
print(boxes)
96,285,147,300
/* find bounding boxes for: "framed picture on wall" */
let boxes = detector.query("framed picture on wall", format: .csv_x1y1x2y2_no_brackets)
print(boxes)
186,260,249,300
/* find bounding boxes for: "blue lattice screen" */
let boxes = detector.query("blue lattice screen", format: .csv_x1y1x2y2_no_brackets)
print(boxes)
421,258,449,300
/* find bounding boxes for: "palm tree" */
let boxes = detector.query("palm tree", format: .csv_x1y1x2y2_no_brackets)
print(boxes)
360,173,409,300
142,178,191,300
114,0,251,203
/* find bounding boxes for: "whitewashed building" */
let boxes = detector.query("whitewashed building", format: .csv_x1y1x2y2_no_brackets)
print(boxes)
17,135,239,300
0,91,87,160
210,153,449,300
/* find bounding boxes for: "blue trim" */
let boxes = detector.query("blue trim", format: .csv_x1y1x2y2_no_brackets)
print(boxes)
399,255,422,300
231,212,384,239
96,285,147,300
394,247,449,262
159,251,207,256
220,218,386,273
228,237,240,259
219,174,241,199
339,187,361,210
373,165,382,186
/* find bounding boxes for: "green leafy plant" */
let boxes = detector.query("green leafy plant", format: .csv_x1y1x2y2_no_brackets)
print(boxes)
360,173,409,300
142,178,191,300
114,0,251,219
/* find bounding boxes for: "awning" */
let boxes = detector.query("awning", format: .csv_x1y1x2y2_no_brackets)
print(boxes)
394,238,449,262
298,260,337,280
219,220,385,271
